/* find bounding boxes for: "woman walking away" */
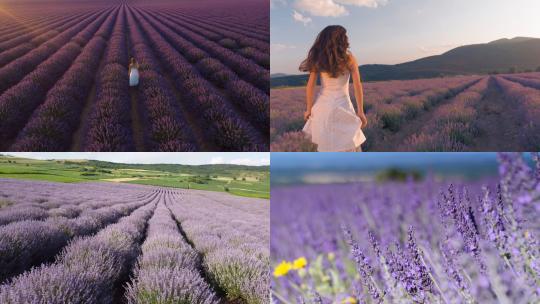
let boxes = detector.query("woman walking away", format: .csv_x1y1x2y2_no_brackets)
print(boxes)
129,57,139,87
301,25,367,152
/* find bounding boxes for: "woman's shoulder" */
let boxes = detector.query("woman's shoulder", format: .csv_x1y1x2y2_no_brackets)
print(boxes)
346,52,358,68
346,51,357,62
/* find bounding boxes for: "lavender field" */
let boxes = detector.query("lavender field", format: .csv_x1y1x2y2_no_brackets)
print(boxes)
0,179,269,303
271,153,539,303
271,73,540,152
0,0,269,152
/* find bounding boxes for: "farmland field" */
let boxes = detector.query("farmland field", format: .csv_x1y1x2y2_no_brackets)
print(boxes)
271,153,540,303
0,155,270,199
271,72,540,152
0,0,269,152
0,178,269,303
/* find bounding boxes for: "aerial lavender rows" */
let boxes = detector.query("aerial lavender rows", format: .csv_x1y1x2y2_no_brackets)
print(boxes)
0,0,269,151
271,153,539,303
0,179,269,303
271,72,540,152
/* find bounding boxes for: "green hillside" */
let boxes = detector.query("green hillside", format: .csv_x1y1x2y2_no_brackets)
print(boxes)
0,155,270,199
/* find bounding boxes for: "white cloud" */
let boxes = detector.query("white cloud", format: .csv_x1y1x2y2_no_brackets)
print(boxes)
293,0,387,17
211,156,269,166
210,156,225,164
335,0,387,8
229,158,270,166
295,0,348,17
271,43,297,52
293,10,312,25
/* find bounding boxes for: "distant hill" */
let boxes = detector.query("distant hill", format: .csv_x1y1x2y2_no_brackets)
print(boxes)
271,37,540,88
271,73,289,78
82,160,269,175
0,155,269,177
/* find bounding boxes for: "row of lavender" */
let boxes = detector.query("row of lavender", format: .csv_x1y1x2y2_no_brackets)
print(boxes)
0,178,151,226
166,190,270,303
271,72,540,151
0,180,269,303
0,6,96,52
126,191,219,303
0,11,94,67
0,0,269,151
495,74,540,149
271,153,539,303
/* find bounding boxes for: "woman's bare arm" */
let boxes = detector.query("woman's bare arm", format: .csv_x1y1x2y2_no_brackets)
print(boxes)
304,71,318,120
349,53,367,127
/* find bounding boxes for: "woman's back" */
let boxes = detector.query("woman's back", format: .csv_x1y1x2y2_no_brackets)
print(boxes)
320,71,350,96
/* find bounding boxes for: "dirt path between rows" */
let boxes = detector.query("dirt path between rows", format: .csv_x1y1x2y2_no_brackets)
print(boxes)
126,10,146,152
129,86,146,151
468,77,524,151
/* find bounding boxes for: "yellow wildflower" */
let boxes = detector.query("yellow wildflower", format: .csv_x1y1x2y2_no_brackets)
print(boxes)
341,297,357,304
273,261,293,277
327,252,335,261
293,257,307,270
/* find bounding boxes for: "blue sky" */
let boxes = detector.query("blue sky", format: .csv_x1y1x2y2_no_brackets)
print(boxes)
271,0,540,74
5,153,270,166
271,152,499,170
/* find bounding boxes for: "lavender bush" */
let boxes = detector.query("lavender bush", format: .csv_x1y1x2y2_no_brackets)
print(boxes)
0,185,155,282
271,153,539,303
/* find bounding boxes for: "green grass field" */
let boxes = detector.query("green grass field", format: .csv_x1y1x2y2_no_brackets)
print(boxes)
0,156,270,199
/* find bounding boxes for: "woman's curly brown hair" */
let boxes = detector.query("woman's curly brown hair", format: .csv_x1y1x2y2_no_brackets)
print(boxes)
299,25,350,78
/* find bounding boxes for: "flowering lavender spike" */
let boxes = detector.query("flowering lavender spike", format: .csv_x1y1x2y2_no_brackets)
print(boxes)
342,225,384,303
439,185,486,272
406,226,434,295
438,241,474,303
531,153,540,179
312,291,323,304
481,187,508,254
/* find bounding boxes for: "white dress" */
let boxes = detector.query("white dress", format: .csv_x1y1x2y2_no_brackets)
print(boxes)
129,67,139,87
303,71,366,152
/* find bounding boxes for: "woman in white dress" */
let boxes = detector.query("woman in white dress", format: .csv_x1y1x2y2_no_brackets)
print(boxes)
129,57,139,87
301,25,368,152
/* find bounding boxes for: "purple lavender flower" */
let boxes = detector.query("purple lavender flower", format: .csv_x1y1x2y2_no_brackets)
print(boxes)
406,226,434,295
342,225,384,303
439,241,474,302
439,184,486,272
